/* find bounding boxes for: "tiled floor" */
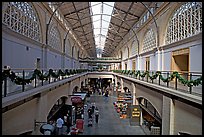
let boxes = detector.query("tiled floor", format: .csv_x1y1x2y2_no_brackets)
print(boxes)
80,91,146,135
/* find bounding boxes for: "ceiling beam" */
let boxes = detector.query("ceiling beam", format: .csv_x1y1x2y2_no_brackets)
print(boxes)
114,4,140,19
64,4,90,17
72,21,92,30
72,2,96,56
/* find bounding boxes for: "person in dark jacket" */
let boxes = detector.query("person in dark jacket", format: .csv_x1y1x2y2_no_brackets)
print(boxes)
95,107,99,123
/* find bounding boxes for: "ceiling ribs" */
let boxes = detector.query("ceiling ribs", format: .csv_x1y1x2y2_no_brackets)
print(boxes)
64,5,90,17
103,2,134,55
72,2,95,56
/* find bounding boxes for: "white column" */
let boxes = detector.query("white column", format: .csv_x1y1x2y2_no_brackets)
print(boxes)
128,59,132,70
132,83,136,105
157,49,161,71
34,93,48,135
161,49,164,71
42,45,47,69
140,110,143,126
140,99,144,126
137,56,140,70
162,96,175,135
121,78,124,93
61,53,65,69
115,76,118,87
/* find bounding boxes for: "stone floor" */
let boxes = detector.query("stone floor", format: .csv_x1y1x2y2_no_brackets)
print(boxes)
79,91,146,135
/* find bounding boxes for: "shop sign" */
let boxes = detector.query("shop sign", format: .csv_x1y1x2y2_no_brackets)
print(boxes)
132,108,140,117
71,96,82,103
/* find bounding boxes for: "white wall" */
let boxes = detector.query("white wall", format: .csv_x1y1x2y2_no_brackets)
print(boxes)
121,61,125,70
64,57,71,69
189,44,202,72
150,54,156,71
163,51,171,71
2,37,42,69
128,59,132,70
123,47,128,60
47,50,62,69
140,57,145,71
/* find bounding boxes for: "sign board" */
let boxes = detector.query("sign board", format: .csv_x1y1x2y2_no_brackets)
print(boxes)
132,108,140,117
129,105,141,126
71,96,82,103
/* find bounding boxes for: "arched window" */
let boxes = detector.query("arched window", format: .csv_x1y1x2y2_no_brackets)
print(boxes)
142,29,156,53
48,26,61,51
3,2,41,42
166,2,202,44
65,38,71,56
131,40,138,56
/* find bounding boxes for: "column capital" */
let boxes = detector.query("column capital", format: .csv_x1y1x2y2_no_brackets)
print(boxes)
42,44,47,49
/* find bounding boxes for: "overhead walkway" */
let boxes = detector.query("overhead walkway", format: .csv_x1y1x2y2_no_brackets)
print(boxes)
79,57,121,63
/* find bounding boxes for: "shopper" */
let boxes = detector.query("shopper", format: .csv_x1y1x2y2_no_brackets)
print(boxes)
95,107,99,123
88,107,93,118
91,102,95,113
64,114,68,126
56,116,64,135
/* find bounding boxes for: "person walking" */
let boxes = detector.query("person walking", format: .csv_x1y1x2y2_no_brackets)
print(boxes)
91,102,95,113
56,116,64,135
95,107,99,123
87,107,93,118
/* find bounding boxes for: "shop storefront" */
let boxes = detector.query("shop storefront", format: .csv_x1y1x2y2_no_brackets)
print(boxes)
114,92,133,119
71,92,86,120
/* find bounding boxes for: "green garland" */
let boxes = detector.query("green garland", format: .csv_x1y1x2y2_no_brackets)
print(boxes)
113,70,202,87
2,69,88,85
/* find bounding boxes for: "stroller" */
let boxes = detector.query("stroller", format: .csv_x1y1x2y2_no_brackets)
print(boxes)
88,117,93,127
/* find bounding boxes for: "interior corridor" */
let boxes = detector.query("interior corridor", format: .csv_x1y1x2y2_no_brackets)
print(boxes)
80,91,146,135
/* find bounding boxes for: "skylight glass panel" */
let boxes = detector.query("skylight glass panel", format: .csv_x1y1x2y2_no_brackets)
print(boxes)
102,16,111,22
103,4,114,15
94,29,100,36
102,21,109,29
93,20,100,29
101,29,108,36
92,15,101,22
91,2,115,57
91,3,101,15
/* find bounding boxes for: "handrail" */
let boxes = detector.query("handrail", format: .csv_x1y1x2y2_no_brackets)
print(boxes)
112,69,202,95
2,68,88,98
2,68,202,98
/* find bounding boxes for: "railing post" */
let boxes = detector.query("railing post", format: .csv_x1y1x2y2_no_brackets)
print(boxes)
49,75,51,84
22,70,25,92
4,77,7,97
146,72,148,82
175,75,177,90
167,72,169,88
159,74,160,85
35,74,37,88
151,72,153,83
189,73,192,94
41,70,43,86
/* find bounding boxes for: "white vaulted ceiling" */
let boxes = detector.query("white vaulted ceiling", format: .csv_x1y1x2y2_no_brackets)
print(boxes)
50,2,152,57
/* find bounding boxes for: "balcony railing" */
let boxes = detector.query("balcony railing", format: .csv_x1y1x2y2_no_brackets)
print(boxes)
2,68,202,98
2,68,88,98
113,70,202,97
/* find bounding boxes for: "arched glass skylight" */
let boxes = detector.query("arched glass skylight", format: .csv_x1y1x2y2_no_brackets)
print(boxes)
90,2,115,58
